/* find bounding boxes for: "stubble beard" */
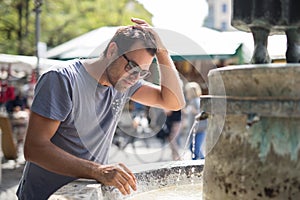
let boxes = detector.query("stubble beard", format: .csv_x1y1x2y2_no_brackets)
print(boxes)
105,67,129,93
115,79,129,93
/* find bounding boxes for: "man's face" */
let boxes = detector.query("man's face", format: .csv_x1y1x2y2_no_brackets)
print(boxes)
107,48,154,93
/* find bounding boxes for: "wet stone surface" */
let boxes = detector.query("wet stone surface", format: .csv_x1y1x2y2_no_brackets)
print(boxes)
50,160,204,200
202,64,300,200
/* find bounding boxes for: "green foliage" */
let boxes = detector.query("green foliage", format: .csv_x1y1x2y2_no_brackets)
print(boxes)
0,0,152,56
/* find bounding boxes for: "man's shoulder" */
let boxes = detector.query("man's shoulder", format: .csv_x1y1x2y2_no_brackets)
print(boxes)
42,60,82,80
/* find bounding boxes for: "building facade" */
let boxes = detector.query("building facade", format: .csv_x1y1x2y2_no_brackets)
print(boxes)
204,0,235,31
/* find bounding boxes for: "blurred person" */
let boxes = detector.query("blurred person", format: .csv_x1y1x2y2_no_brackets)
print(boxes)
164,109,182,160
6,89,30,146
17,18,185,199
185,82,207,160
6,89,29,114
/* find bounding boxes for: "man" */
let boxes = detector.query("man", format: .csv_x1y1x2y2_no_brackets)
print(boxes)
17,18,185,199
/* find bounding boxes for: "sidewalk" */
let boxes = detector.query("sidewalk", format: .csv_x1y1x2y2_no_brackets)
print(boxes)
0,154,25,200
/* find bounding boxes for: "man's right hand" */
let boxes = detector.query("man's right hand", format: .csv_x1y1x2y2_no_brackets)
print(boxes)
93,162,137,195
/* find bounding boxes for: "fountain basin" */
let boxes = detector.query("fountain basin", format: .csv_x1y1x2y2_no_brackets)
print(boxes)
49,160,204,200
201,63,300,199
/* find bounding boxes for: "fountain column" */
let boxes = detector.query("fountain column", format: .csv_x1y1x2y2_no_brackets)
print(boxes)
201,64,300,199
201,1,300,199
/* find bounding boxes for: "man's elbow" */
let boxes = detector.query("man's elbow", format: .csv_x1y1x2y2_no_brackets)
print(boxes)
23,140,41,162
175,99,186,110
167,99,186,111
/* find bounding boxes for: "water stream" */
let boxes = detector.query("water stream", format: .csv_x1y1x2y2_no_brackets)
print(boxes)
181,120,199,160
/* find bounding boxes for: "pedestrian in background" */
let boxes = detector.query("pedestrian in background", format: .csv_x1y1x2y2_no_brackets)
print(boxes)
185,82,207,160
164,109,182,160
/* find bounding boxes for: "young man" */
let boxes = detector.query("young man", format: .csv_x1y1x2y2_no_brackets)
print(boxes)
17,18,185,199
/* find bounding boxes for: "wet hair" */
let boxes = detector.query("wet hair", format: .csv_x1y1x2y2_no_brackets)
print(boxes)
103,26,157,57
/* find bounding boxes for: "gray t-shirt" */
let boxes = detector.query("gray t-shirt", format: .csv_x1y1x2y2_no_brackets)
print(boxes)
17,60,143,199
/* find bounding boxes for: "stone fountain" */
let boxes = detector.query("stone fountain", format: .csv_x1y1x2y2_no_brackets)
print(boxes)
49,160,204,199
201,0,300,199
201,64,300,199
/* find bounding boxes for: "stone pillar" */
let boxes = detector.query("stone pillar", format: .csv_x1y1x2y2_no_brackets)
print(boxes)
201,64,300,199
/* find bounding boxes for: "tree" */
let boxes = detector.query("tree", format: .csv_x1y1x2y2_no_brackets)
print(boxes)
0,0,33,55
0,0,152,56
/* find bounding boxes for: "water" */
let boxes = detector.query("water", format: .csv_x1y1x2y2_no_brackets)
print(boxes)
181,121,199,159
127,183,202,200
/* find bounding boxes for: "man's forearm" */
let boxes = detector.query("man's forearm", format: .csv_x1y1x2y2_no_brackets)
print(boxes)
25,140,137,195
25,141,98,179
156,50,186,110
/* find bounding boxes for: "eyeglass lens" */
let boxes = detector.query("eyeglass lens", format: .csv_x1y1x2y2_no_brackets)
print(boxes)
123,55,151,78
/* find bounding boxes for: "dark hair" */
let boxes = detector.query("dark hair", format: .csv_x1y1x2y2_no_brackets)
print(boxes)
103,26,157,57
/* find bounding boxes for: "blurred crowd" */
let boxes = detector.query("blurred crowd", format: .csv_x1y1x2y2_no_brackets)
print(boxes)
0,80,207,162
122,81,207,161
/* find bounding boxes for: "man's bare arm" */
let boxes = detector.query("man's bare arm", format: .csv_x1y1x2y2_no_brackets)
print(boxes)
131,18,186,110
24,111,137,195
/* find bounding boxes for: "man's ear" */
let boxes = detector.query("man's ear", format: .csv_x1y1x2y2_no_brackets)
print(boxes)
106,42,118,58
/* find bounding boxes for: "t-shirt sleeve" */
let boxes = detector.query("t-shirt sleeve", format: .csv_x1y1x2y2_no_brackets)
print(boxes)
126,79,145,97
31,70,72,121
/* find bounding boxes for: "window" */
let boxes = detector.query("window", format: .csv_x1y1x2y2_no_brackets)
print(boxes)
222,3,227,13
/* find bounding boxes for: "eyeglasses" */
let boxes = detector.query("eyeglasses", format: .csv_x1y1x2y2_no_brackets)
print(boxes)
122,54,151,79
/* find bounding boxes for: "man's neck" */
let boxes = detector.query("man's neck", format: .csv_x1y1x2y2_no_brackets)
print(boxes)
81,57,110,86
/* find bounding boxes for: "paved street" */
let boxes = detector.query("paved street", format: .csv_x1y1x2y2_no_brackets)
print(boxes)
108,136,192,166
0,153,25,200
